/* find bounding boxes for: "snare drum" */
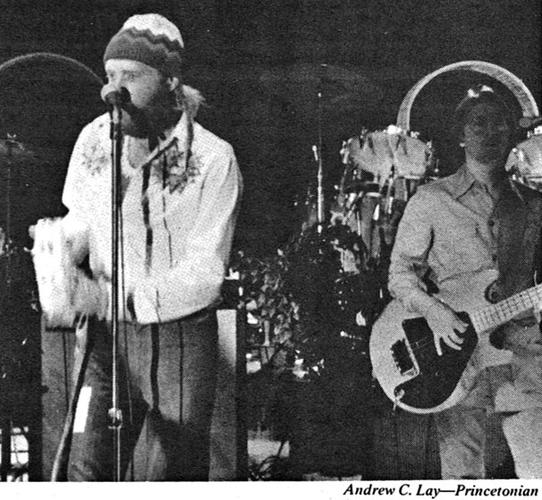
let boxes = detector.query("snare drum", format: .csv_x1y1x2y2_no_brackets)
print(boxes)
505,133,542,190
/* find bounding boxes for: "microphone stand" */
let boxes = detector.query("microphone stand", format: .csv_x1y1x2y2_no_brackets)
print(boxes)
108,102,123,482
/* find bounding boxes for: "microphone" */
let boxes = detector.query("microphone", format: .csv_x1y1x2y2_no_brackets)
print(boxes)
101,84,150,137
101,85,131,108
519,116,542,130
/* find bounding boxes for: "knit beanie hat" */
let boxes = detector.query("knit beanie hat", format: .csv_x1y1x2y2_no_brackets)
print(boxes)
103,14,184,77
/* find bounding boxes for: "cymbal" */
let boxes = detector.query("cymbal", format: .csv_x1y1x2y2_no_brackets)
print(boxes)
260,63,383,110
0,137,38,164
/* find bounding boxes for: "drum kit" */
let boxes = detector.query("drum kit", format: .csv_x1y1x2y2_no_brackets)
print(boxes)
276,65,438,353
288,126,437,360
333,125,435,262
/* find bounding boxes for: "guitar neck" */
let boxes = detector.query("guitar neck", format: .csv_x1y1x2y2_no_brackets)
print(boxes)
471,283,542,333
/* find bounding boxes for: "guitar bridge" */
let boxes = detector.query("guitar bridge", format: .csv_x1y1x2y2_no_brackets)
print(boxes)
391,339,419,377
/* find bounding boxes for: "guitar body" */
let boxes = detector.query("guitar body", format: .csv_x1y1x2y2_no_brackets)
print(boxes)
370,270,512,414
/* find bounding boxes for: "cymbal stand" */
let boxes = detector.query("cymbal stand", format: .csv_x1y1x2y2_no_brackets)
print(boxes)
315,65,326,233
2,136,16,299
0,135,17,481
384,167,396,217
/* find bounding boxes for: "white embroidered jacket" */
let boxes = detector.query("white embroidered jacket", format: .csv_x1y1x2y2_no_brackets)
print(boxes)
62,112,242,324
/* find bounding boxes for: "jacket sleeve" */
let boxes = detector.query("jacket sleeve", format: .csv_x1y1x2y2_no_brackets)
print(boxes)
388,189,441,316
133,145,242,324
60,123,94,265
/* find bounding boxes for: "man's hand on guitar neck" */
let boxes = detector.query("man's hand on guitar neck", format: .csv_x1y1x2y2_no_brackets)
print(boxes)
425,301,468,356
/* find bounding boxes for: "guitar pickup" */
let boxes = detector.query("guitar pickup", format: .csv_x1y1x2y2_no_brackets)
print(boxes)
391,339,419,377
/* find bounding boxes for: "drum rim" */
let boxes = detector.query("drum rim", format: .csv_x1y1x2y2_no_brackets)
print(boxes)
0,52,102,87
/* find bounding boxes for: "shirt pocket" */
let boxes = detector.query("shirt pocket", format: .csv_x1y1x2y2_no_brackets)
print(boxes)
431,221,491,277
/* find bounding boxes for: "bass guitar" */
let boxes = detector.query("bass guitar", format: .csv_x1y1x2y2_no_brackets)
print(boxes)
369,269,540,414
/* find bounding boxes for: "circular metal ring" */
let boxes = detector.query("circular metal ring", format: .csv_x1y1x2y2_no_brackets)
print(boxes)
0,51,102,86
396,60,539,131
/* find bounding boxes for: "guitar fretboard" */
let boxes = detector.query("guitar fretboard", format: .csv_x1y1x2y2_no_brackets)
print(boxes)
471,283,542,333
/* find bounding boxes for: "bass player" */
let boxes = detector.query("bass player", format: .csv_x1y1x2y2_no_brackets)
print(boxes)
388,85,542,478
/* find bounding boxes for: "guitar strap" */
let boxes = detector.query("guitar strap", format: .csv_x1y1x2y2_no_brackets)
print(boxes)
489,184,542,348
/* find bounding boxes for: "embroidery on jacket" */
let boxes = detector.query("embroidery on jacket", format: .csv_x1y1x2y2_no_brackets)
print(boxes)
151,138,200,194
84,121,110,176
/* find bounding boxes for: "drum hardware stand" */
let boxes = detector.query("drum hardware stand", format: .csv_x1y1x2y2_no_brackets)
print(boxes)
311,143,324,233
0,134,19,481
384,167,396,217
108,96,124,482
314,64,326,234
343,191,366,226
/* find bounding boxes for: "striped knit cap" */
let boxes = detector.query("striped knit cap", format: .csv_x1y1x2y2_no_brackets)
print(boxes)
103,14,184,77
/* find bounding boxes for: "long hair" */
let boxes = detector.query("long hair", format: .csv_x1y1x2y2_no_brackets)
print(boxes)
170,82,204,174
173,83,205,118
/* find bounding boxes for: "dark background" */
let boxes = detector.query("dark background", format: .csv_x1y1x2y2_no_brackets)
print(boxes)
0,0,540,255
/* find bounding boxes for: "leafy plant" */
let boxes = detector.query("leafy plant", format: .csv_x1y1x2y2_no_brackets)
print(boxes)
231,250,300,348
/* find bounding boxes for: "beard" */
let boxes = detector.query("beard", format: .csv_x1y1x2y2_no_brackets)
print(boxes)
120,86,181,139
119,104,151,138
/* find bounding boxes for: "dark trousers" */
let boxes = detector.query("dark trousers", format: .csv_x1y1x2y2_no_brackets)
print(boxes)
66,309,218,481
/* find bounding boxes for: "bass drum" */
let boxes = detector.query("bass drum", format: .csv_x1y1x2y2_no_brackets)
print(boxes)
505,133,542,191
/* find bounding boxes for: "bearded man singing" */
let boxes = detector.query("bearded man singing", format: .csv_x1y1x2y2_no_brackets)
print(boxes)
55,13,242,480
